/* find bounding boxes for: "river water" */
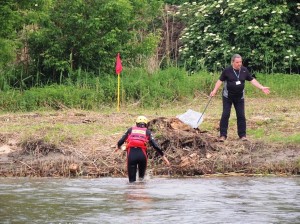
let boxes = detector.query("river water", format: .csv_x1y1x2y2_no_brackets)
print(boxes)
0,176,299,224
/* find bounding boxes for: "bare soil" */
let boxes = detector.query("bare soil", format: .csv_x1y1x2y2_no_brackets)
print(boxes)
0,103,299,178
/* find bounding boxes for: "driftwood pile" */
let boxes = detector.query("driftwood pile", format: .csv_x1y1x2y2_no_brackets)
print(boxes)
0,117,299,177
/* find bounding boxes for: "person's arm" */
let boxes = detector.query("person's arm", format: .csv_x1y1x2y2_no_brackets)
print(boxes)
250,78,270,95
161,155,170,166
210,80,223,97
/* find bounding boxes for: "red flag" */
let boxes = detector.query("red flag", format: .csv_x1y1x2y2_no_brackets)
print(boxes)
115,53,122,75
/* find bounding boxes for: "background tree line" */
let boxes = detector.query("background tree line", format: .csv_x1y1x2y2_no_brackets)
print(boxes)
0,0,299,91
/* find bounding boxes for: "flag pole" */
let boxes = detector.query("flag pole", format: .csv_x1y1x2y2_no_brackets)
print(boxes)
115,52,122,112
117,73,120,112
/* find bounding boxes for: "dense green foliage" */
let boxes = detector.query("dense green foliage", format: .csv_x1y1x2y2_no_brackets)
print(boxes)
0,0,299,97
0,68,210,111
177,0,300,74
0,0,163,88
0,68,299,112
28,0,162,82
0,0,22,68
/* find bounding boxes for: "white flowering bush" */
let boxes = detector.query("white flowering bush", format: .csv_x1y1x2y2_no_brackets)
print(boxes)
177,0,299,73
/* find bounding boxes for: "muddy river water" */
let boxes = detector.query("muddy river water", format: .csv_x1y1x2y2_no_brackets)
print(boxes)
0,176,299,223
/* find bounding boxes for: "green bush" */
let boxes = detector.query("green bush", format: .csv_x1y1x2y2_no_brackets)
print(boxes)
177,0,300,74
27,0,163,84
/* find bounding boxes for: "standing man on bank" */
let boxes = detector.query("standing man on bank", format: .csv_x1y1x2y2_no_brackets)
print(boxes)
210,54,270,142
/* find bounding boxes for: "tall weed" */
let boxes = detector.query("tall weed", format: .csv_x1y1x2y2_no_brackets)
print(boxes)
0,67,299,112
245,73,300,97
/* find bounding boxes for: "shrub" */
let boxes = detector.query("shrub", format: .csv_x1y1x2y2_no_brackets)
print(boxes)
177,0,300,74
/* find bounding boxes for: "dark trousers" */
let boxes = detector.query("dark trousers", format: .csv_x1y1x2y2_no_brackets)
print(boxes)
127,147,147,183
220,96,246,138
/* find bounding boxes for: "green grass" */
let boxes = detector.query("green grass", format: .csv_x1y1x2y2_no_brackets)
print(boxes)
245,73,300,97
269,133,300,144
0,97,299,147
248,128,265,139
0,67,300,112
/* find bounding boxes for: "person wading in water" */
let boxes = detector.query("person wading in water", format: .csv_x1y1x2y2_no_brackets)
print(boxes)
116,116,170,183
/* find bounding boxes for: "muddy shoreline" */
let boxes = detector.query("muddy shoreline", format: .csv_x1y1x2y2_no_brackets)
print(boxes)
1,114,299,178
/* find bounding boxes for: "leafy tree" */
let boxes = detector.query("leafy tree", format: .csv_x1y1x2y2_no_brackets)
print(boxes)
28,0,163,84
0,0,53,89
177,0,300,74
0,0,22,68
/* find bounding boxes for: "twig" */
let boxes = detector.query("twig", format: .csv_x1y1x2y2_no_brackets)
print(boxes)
19,161,37,173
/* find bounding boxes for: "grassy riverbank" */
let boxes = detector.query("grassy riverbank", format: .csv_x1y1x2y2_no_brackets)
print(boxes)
0,68,300,177
0,97,299,177
1,97,300,144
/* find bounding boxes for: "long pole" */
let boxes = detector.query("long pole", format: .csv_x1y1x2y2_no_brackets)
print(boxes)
117,74,120,112
197,96,212,124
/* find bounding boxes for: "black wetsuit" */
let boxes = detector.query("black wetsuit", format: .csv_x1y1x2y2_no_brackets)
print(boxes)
117,127,164,182
219,66,253,138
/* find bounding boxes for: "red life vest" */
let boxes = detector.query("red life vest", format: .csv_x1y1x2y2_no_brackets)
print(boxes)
126,127,148,150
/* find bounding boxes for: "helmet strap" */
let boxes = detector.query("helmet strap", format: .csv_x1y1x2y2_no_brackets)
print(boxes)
136,123,146,128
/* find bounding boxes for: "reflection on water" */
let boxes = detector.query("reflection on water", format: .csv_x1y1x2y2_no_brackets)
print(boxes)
0,177,299,223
